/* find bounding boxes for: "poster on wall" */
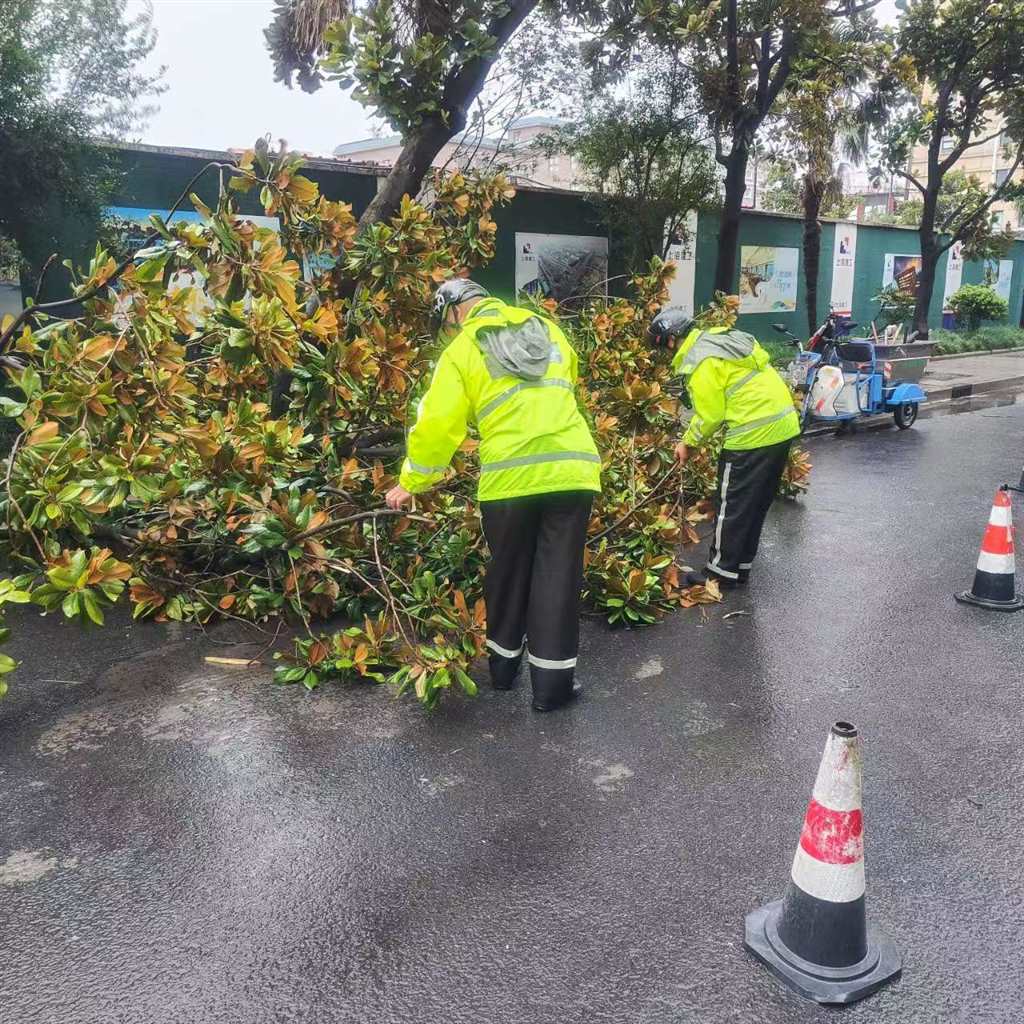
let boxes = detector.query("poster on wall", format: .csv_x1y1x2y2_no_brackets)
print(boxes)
0,239,20,320
102,206,282,323
103,206,281,252
942,242,964,308
515,233,609,304
738,245,799,314
829,224,858,316
882,253,923,297
987,259,1014,303
664,211,699,317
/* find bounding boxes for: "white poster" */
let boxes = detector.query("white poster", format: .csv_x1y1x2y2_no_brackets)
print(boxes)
664,211,699,317
739,245,799,314
994,259,1014,303
942,242,964,308
829,224,858,316
515,232,609,303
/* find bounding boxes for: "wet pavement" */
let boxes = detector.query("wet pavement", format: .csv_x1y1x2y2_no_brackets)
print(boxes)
3,400,1024,1023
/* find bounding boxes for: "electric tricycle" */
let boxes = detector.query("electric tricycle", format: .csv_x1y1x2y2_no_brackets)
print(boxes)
772,314,927,431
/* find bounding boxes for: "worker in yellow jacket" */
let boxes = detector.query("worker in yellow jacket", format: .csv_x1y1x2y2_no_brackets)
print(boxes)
648,308,801,588
385,279,601,711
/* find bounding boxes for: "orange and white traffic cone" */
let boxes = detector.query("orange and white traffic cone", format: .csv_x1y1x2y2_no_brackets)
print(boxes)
744,722,902,1004
955,487,1024,612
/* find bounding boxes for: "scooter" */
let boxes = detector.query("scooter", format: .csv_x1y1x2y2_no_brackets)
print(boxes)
772,316,927,431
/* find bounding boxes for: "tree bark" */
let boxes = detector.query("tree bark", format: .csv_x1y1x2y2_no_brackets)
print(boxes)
714,141,750,293
356,117,460,229
914,189,940,340
802,175,825,336
355,0,538,232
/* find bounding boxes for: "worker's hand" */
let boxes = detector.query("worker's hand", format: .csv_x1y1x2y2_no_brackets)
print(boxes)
674,442,690,465
385,485,415,511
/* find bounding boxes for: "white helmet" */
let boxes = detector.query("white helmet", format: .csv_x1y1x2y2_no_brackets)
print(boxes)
430,278,489,330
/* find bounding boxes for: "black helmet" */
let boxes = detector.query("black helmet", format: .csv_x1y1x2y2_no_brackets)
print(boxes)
430,278,489,330
648,308,695,348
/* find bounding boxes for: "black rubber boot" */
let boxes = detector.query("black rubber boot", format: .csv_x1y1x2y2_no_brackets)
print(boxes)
489,652,522,691
531,665,581,711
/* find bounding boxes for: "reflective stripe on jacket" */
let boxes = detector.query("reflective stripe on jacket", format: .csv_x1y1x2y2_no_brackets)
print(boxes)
671,326,801,451
399,298,602,501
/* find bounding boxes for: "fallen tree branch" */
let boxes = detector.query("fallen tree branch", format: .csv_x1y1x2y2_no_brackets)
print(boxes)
288,507,429,546
587,465,681,546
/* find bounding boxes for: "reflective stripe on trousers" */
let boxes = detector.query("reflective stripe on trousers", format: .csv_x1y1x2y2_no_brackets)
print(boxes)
707,462,739,580
487,637,525,659
480,450,601,473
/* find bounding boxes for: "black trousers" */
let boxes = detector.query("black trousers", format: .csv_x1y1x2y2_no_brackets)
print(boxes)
706,440,792,581
479,490,593,704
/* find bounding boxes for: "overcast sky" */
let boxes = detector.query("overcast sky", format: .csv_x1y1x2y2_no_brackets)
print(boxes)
128,0,375,156
130,0,902,158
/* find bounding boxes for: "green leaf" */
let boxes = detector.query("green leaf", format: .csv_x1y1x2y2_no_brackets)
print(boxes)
0,653,17,674
0,397,27,417
454,668,478,697
82,590,105,626
61,592,80,619
134,250,171,283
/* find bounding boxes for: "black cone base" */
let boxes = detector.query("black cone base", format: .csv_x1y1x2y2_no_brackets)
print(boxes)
955,589,1024,612
744,900,902,1005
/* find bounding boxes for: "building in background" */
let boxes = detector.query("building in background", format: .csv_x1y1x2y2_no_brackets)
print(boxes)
908,120,1023,233
333,116,587,191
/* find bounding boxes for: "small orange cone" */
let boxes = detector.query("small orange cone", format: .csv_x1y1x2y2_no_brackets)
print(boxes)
955,488,1024,612
744,722,902,1004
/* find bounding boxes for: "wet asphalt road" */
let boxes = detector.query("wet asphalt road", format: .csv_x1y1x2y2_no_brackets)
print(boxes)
2,395,1024,1024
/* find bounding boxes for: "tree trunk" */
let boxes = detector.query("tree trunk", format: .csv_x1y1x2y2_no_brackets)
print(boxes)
714,143,750,293
356,117,459,230
802,175,825,337
914,190,940,340
354,0,538,231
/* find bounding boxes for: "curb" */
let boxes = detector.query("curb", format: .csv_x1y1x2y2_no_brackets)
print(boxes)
929,347,1024,362
923,375,1024,402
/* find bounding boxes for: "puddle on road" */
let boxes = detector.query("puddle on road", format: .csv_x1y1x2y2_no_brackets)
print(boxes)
919,389,1024,420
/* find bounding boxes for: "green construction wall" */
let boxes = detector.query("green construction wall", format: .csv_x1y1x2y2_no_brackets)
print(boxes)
25,144,1024,331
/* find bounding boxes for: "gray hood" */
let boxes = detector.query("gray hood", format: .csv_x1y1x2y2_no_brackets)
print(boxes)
476,317,554,381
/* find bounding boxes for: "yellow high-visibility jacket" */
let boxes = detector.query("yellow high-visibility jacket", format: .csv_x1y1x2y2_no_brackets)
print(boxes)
399,297,602,501
671,326,801,451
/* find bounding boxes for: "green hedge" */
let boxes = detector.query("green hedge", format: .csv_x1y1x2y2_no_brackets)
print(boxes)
931,326,1024,356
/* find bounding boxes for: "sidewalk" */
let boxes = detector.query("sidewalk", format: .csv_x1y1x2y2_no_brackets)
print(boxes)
923,349,1024,401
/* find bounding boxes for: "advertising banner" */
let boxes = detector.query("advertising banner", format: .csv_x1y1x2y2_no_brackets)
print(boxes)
515,233,609,304
664,211,699,318
991,259,1014,303
882,253,923,297
739,245,799,314
829,224,858,316
942,242,964,308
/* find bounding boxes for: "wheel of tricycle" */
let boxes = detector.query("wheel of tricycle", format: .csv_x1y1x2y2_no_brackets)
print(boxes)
894,402,918,429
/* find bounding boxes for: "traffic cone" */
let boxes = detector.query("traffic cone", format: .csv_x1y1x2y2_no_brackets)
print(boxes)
744,722,902,1005
955,488,1024,612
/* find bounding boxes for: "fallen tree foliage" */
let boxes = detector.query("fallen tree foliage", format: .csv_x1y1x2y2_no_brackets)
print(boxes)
0,141,810,706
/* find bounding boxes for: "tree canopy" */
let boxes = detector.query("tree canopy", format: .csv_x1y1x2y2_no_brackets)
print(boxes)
0,0,164,287
876,0,1024,336
542,52,719,271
